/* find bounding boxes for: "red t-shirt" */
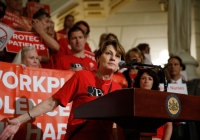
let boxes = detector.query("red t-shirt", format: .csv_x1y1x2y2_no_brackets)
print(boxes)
40,42,55,69
112,73,128,88
152,125,164,139
40,55,54,69
1,10,29,31
56,38,92,59
52,70,122,140
54,54,97,70
57,29,67,35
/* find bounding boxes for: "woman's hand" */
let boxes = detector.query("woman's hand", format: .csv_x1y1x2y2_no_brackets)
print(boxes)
20,64,26,69
0,118,21,140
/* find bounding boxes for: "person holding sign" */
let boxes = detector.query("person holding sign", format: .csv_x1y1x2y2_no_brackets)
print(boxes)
0,39,125,140
167,56,198,140
134,69,172,140
166,56,185,84
12,46,41,68
32,8,60,69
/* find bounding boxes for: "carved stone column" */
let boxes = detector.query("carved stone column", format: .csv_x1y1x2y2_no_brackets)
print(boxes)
168,0,199,80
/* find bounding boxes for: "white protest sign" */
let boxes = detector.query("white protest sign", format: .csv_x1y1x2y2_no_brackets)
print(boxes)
159,83,188,95
144,54,152,64
0,22,15,51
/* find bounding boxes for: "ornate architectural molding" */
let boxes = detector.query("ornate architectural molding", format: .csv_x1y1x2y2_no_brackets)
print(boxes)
50,0,130,30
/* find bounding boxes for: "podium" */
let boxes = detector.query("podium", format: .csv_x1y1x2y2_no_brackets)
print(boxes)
74,88,200,140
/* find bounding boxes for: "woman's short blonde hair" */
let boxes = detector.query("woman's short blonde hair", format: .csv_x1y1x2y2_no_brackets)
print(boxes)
125,47,144,63
95,39,125,61
12,46,37,64
21,46,36,61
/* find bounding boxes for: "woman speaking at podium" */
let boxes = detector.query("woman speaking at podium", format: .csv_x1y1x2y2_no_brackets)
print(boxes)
134,68,172,140
0,39,125,140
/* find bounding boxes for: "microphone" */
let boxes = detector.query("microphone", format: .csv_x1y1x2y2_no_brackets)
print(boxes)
118,60,127,67
119,59,161,69
119,60,168,91
118,60,139,69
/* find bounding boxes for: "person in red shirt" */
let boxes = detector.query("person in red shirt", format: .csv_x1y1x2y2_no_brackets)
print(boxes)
122,47,144,88
32,8,60,69
12,46,41,68
57,14,74,36
0,39,126,140
56,20,92,59
55,26,97,71
1,0,29,62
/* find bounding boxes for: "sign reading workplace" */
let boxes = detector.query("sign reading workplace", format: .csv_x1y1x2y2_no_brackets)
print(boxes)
0,62,74,140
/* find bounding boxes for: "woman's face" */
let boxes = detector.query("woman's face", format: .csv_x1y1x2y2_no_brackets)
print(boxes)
140,72,153,90
97,45,121,73
65,16,74,29
129,51,141,63
22,50,40,68
142,46,150,54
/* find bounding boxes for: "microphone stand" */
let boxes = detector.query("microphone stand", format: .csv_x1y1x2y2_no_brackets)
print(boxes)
160,68,168,92
129,60,168,92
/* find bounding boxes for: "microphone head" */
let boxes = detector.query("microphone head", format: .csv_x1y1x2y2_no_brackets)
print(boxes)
118,60,126,67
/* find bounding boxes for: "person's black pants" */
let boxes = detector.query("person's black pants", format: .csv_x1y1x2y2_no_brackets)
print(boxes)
171,122,199,140
171,123,190,140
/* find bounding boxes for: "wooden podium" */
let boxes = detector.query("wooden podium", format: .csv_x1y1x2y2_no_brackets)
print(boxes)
74,88,200,140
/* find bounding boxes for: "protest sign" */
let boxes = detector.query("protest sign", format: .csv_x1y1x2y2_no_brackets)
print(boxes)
6,31,49,57
1,10,30,31
0,23,15,51
27,2,50,18
0,62,74,140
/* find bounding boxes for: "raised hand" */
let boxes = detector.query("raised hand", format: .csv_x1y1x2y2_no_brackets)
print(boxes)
0,118,21,140
32,19,45,34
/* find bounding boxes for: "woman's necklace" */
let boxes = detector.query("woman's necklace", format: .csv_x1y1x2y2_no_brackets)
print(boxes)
95,71,112,85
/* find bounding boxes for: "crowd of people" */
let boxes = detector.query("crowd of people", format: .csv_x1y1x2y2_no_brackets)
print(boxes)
0,0,200,140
